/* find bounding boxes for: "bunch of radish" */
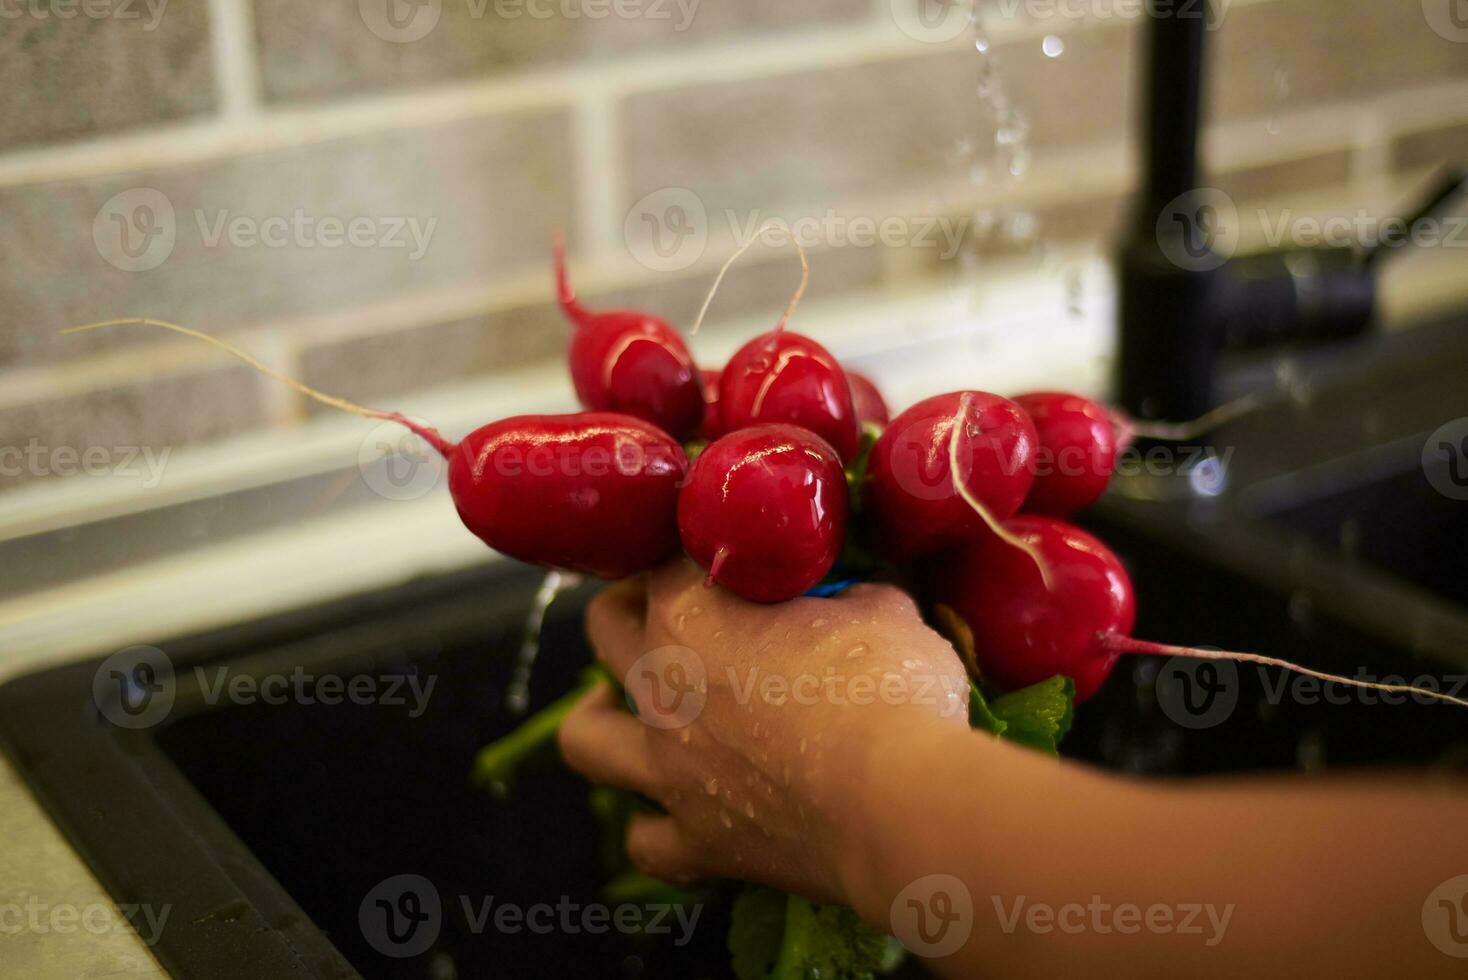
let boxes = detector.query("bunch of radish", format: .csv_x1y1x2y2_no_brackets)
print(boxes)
69,241,1466,710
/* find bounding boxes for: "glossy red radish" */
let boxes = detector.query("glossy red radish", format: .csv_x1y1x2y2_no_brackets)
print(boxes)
936,516,1132,701
847,370,891,427
864,391,1037,563
938,515,1468,707
1013,391,1117,517
554,235,704,441
61,319,687,580
697,367,724,442
720,331,861,462
448,413,687,578
678,424,848,603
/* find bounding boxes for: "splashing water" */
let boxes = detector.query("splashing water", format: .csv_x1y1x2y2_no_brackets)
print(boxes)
504,570,583,715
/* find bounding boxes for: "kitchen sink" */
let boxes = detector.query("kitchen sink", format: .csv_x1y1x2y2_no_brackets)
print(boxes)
4,323,1468,979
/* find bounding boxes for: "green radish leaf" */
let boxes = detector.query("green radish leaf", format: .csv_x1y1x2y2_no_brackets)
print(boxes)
771,895,895,980
989,676,1076,756
967,680,1008,737
729,885,787,980
470,666,604,791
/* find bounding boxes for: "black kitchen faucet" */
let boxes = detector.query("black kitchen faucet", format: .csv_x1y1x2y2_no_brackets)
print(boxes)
1115,0,1467,422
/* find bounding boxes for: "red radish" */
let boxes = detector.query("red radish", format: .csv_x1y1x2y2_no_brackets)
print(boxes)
864,391,1037,563
936,516,1132,701
847,370,891,427
448,413,687,578
1013,391,1117,517
720,331,861,462
554,235,704,442
938,515,1468,707
697,367,724,442
60,319,686,580
678,424,848,603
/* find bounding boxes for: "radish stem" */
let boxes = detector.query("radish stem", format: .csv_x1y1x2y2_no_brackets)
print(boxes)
1099,633,1468,708
62,318,456,457
1115,392,1264,444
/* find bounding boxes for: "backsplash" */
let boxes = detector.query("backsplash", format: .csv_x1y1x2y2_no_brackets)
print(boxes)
1,0,1466,496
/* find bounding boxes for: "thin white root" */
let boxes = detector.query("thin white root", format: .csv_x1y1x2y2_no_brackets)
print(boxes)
1120,392,1265,442
1103,634,1468,709
690,221,809,337
951,392,1055,590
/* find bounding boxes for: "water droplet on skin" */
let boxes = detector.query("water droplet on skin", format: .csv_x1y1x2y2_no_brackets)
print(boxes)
901,658,922,670
720,810,733,829
752,722,763,738
675,614,687,631
744,800,756,819
799,737,808,754
704,777,719,796
678,728,692,744
811,617,828,629
688,604,703,617
713,629,725,641
845,644,868,661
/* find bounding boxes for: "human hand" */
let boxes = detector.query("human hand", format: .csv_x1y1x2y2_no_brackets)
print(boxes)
558,558,969,905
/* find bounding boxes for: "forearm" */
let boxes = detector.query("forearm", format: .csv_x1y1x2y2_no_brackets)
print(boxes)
836,721,1468,979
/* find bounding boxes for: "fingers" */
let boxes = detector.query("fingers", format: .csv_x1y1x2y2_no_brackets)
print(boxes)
558,682,661,794
624,814,705,885
586,576,648,682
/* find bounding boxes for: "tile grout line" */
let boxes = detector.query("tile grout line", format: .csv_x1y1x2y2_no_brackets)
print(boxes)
206,0,263,120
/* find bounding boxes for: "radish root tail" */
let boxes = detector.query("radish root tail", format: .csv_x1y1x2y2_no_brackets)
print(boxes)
951,393,1054,591
1115,392,1265,444
61,319,455,457
690,221,810,338
1101,634,1468,709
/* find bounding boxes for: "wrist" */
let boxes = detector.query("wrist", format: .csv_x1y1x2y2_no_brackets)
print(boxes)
825,712,976,925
